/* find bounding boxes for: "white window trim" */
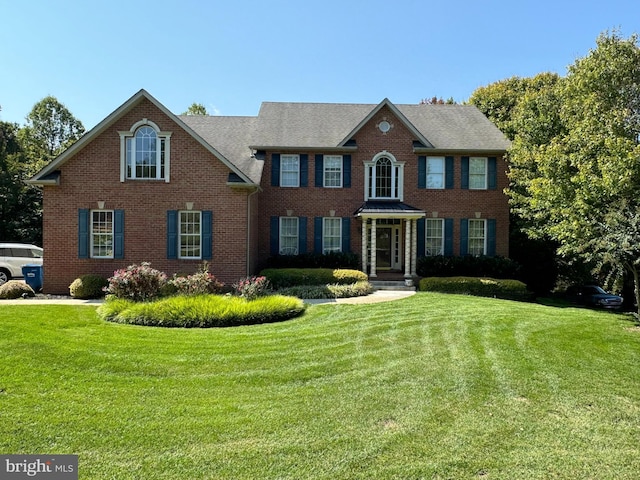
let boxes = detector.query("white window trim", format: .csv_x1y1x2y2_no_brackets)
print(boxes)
179,210,202,260
279,217,299,255
323,217,342,254
119,118,172,183
280,154,300,188
323,155,343,188
426,157,445,190
364,151,404,201
90,209,114,259
425,218,444,256
468,219,487,256
469,157,488,190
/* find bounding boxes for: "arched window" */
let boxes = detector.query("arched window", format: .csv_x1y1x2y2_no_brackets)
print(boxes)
365,152,404,200
119,119,172,182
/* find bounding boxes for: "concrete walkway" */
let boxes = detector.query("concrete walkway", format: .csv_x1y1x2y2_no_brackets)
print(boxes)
1,290,416,306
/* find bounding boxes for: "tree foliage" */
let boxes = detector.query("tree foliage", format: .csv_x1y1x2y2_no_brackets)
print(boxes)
182,103,209,116
503,31,640,311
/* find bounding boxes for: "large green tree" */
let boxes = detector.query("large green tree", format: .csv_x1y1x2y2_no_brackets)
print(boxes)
507,31,640,311
182,103,208,116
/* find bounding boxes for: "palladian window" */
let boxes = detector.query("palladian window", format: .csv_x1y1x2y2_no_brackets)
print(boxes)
119,119,172,182
365,152,404,200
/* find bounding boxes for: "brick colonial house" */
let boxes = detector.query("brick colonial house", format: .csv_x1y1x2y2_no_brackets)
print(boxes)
29,89,510,294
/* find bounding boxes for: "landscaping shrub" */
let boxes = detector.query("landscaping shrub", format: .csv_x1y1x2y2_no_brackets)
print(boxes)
233,276,271,300
69,274,108,299
97,294,306,328
262,251,359,269
105,262,167,302
0,281,35,299
278,281,373,299
418,276,532,301
260,268,367,289
167,263,224,296
416,255,521,280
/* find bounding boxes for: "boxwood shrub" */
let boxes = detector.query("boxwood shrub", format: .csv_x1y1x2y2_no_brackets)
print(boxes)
69,274,108,299
0,280,35,299
278,281,373,299
417,255,521,280
260,268,367,289
97,294,306,328
418,276,532,301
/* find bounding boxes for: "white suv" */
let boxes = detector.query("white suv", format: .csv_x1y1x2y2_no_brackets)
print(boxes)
0,243,43,285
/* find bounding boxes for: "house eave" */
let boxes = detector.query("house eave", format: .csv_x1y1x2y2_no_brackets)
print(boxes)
249,145,358,153
413,147,508,156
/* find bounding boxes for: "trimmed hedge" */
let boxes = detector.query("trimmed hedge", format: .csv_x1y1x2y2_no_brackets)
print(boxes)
260,268,368,289
417,255,521,280
262,252,359,269
97,294,306,328
278,281,373,299
418,276,532,301
69,274,108,299
0,281,35,300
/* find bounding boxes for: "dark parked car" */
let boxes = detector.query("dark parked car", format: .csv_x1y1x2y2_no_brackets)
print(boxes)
567,285,623,310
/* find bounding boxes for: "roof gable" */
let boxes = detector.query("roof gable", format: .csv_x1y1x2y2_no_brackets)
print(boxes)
29,89,258,186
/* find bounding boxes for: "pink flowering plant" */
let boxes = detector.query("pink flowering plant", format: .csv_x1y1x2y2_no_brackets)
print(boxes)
233,276,271,300
168,262,224,295
105,262,167,302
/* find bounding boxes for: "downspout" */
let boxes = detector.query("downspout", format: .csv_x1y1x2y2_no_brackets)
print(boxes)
246,186,261,276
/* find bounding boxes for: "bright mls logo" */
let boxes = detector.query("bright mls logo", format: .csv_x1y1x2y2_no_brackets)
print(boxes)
1,455,77,479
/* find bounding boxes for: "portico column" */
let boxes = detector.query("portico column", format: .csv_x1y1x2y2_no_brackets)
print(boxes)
411,219,418,276
404,218,411,278
361,219,367,273
370,219,377,278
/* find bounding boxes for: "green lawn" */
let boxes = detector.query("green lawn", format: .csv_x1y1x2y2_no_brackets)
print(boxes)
1,293,639,479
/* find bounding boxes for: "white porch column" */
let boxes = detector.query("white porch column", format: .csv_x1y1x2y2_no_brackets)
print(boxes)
361,219,367,273
404,218,411,278
411,219,418,276
370,219,377,278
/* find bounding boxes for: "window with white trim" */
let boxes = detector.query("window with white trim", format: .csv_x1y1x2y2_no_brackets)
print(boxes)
119,119,171,182
323,155,343,188
425,218,444,256
91,210,114,258
279,217,299,255
280,154,300,187
179,211,202,259
365,152,404,200
323,218,342,253
426,157,445,189
468,219,486,256
469,157,488,190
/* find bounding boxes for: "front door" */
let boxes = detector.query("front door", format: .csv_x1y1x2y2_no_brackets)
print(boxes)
367,223,402,271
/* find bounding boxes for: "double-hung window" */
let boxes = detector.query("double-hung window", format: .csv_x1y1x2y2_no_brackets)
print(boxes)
279,217,299,255
119,119,171,182
425,218,444,256
323,155,343,188
179,211,202,259
323,218,342,253
426,157,445,189
469,157,488,189
468,219,486,256
280,155,300,187
91,210,114,258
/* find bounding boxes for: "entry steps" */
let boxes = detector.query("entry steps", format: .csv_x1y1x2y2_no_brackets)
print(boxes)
369,280,416,291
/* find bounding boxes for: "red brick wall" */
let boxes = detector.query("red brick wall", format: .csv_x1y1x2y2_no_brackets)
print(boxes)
42,98,252,294
256,105,509,263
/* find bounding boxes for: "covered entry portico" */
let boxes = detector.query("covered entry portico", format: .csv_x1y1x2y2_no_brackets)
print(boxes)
355,201,426,279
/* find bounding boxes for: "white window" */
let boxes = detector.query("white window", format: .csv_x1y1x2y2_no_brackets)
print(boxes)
324,155,343,188
323,218,342,253
365,152,404,200
280,154,300,187
425,219,444,256
91,210,114,258
119,119,171,182
279,217,299,255
426,157,445,189
468,219,486,256
469,157,488,190
179,211,202,259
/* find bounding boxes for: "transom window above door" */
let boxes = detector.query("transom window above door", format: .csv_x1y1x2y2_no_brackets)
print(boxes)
364,151,404,200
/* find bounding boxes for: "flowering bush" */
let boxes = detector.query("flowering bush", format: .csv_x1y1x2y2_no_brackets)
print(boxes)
233,276,271,300
105,262,167,302
168,263,224,296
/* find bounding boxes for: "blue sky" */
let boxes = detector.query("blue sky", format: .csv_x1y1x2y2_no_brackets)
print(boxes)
1,0,639,130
